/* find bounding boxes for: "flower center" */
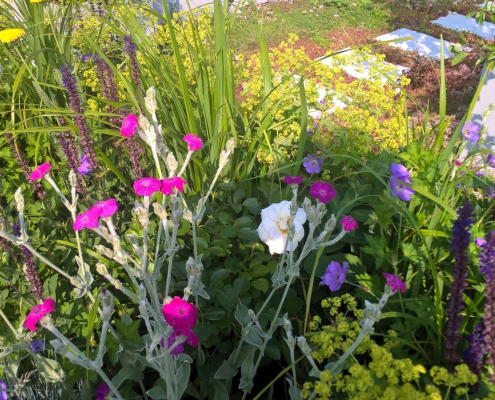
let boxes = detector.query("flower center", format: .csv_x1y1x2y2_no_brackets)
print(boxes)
279,217,291,233
178,307,185,315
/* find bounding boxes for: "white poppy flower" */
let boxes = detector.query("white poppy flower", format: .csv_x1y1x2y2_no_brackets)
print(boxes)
257,201,307,255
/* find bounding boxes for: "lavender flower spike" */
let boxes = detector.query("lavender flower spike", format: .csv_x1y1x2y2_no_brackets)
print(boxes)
60,65,98,169
444,201,473,367
464,319,486,379
479,230,495,382
125,35,142,93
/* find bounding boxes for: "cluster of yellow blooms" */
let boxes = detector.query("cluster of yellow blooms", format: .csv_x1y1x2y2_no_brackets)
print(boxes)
302,295,479,400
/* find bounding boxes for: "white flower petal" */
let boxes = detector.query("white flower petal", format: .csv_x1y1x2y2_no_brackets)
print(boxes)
294,208,307,224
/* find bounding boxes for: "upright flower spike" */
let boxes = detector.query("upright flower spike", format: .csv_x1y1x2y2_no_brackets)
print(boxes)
29,163,51,181
161,177,187,195
382,273,406,293
183,134,203,151
134,177,161,196
124,35,143,93
479,230,495,382
23,298,56,331
320,261,348,291
60,65,98,169
464,319,486,379
444,201,473,367
309,181,336,204
89,199,118,218
95,56,121,127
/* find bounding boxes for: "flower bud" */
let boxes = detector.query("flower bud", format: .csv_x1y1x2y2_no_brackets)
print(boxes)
99,289,114,321
69,170,77,189
296,336,312,356
95,245,114,258
219,150,229,167
166,152,179,174
15,188,24,213
138,114,151,132
324,214,336,232
145,87,157,115
96,262,109,276
153,203,168,220
226,137,235,153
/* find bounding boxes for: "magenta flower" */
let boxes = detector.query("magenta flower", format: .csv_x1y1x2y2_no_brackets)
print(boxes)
90,198,118,218
475,238,486,246
303,155,323,174
183,134,203,151
77,154,93,175
73,209,100,231
23,298,56,331
383,273,406,293
161,177,187,195
120,114,139,137
462,121,481,142
162,297,198,332
341,216,358,231
309,181,336,204
96,383,110,400
134,177,161,196
284,175,303,185
320,261,348,291
29,163,51,181
164,332,185,355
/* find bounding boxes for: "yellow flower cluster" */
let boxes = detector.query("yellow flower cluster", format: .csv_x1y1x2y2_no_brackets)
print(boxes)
0,28,25,43
302,295,478,399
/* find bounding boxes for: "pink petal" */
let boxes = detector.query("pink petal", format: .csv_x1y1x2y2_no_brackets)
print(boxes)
121,114,139,137
41,298,56,315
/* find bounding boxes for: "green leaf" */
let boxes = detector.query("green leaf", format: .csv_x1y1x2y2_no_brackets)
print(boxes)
401,242,425,263
235,301,251,328
362,235,391,268
205,307,226,321
233,188,246,203
32,355,64,383
252,265,269,278
234,216,253,228
452,52,468,66
220,226,237,239
251,278,270,292
217,287,238,309
214,361,238,379
210,269,230,284
210,246,227,256
114,319,144,346
238,228,259,245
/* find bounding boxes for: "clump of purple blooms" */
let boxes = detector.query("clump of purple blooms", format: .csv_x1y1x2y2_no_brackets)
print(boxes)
444,201,473,368
303,154,322,174
389,163,414,201
464,319,486,379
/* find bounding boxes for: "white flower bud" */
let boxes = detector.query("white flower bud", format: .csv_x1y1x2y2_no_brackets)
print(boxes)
15,188,24,213
153,203,168,220
219,150,229,167
138,114,151,132
226,137,235,153
166,153,179,174
69,170,77,189
95,245,114,258
145,87,157,115
98,289,114,321
96,262,109,276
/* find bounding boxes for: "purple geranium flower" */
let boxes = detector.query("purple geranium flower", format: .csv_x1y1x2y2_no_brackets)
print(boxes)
487,154,495,168
80,52,94,63
0,380,6,400
320,261,348,291
462,121,481,142
390,163,410,180
30,339,44,353
77,153,94,175
390,177,415,201
303,155,323,174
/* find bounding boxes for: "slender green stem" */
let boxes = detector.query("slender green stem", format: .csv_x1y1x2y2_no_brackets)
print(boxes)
0,308,17,335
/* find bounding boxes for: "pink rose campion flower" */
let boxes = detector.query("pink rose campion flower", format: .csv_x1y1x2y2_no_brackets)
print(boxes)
161,177,187,195
23,298,56,331
284,176,303,185
162,297,198,332
383,273,406,294
89,198,118,218
133,177,161,196
29,163,51,181
183,134,203,151
309,181,336,204
120,114,139,137
73,209,100,231
341,216,358,231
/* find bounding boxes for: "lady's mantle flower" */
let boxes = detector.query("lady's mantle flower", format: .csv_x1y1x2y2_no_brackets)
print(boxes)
390,163,414,201
30,339,44,353
284,176,303,185
23,298,55,331
0,28,25,43
257,201,306,255
77,154,93,175
183,134,203,151
383,273,406,293
475,238,486,246
96,383,110,400
303,155,323,174
29,163,51,181
90,199,118,218
320,261,348,291
161,177,187,195
163,297,198,331
134,177,161,196
120,114,139,137
73,209,100,231
462,121,481,142
341,216,358,231
0,380,7,400
309,181,336,204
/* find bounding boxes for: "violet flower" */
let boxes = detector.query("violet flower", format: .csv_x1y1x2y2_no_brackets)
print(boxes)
77,154,93,175
464,319,486,379
30,339,44,353
390,163,414,201
462,121,481,142
320,261,348,291
0,380,6,400
302,155,322,174
444,201,473,367
479,230,495,382
487,154,495,168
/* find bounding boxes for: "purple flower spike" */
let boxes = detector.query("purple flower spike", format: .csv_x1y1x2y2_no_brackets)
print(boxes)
303,154,323,174
464,319,486,379
320,261,348,291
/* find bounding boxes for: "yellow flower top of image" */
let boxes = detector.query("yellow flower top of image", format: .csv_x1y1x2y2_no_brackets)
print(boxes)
0,28,25,43
30,0,43,3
